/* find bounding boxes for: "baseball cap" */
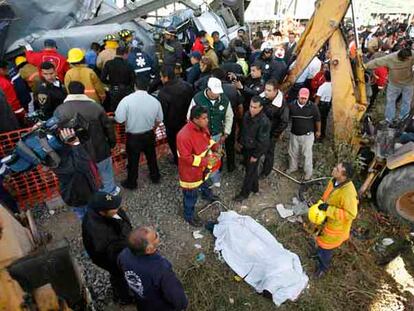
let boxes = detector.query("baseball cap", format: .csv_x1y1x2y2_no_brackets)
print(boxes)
88,191,122,212
189,51,202,60
44,39,57,48
299,88,310,98
207,77,223,94
164,26,177,35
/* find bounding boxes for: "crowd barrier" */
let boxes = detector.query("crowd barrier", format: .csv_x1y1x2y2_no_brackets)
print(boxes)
0,114,168,209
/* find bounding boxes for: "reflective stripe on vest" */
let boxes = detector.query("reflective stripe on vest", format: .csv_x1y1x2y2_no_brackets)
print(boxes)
316,237,345,250
179,171,211,189
84,89,96,94
323,226,345,236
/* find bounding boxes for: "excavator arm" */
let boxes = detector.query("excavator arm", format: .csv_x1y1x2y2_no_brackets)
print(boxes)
280,0,367,145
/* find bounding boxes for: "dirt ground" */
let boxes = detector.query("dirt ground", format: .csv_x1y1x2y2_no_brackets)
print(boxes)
38,135,414,311
37,96,414,311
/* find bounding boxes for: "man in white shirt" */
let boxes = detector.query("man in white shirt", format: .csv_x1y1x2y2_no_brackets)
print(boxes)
115,77,164,189
314,71,332,140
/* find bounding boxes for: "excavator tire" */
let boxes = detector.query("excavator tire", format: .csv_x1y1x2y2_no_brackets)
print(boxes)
376,165,414,225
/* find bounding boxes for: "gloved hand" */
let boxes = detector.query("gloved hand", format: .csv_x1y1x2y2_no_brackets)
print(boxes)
318,203,329,211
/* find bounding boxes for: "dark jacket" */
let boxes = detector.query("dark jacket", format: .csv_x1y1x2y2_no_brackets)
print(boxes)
256,56,287,82
158,78,193,130
54,94,116,163
222,81,243,111
101,56,135,88
118,248,188,311
240,110,270,158
163,39,183,66
193,72,211,92
249,50,261,65
34,79,67,119
54,145,98,207
262,94,289,138
214,40,225,61
220,61,243,75
82,208,132,273
240,76,264,110
0,89,19,133
284,41,297,65
186,63,201,85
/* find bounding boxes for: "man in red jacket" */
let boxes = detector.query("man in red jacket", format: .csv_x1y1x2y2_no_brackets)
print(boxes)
25,39,70,82
0,61,24,120
191,30,206,56
177,105,220,226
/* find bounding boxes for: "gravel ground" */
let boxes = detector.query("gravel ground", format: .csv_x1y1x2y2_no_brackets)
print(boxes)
35,135,333,310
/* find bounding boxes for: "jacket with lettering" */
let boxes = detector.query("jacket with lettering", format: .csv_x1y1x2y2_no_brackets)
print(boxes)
118,249,188,311
34,79,66,119
25,49,69,82
316,179,358,250
177,121,216,189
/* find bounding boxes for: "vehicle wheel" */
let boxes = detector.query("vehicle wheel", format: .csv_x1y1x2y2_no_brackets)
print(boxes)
376,165,414,225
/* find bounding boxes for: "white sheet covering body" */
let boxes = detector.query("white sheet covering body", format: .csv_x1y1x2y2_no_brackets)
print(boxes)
213,211,309,306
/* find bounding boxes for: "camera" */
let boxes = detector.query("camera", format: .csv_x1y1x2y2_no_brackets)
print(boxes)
1,113,89,174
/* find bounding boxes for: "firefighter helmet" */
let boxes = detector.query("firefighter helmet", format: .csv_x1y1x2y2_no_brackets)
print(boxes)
308,201,327,225
67,48,85,64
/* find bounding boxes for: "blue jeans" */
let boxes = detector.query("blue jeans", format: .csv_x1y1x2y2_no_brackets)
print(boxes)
400,132,414,144
385,83,414,122
72,205,88,221
210,134,222,185
182,182,213,221
317,247,333,272
97,157,117,193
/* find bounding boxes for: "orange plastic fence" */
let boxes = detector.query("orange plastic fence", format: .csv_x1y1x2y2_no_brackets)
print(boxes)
0,116,168,209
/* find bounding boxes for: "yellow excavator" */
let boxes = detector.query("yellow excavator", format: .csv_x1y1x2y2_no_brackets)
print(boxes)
280,0,414,225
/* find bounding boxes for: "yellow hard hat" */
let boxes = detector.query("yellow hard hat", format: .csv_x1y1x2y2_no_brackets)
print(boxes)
15,56,27,67
308,201,327,225
67,48,85,64
206,34,214,48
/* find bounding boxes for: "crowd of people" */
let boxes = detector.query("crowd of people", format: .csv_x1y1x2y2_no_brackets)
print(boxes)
0,15,413,308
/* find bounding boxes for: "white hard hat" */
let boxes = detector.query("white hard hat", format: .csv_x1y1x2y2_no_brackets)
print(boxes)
207,77,223,94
